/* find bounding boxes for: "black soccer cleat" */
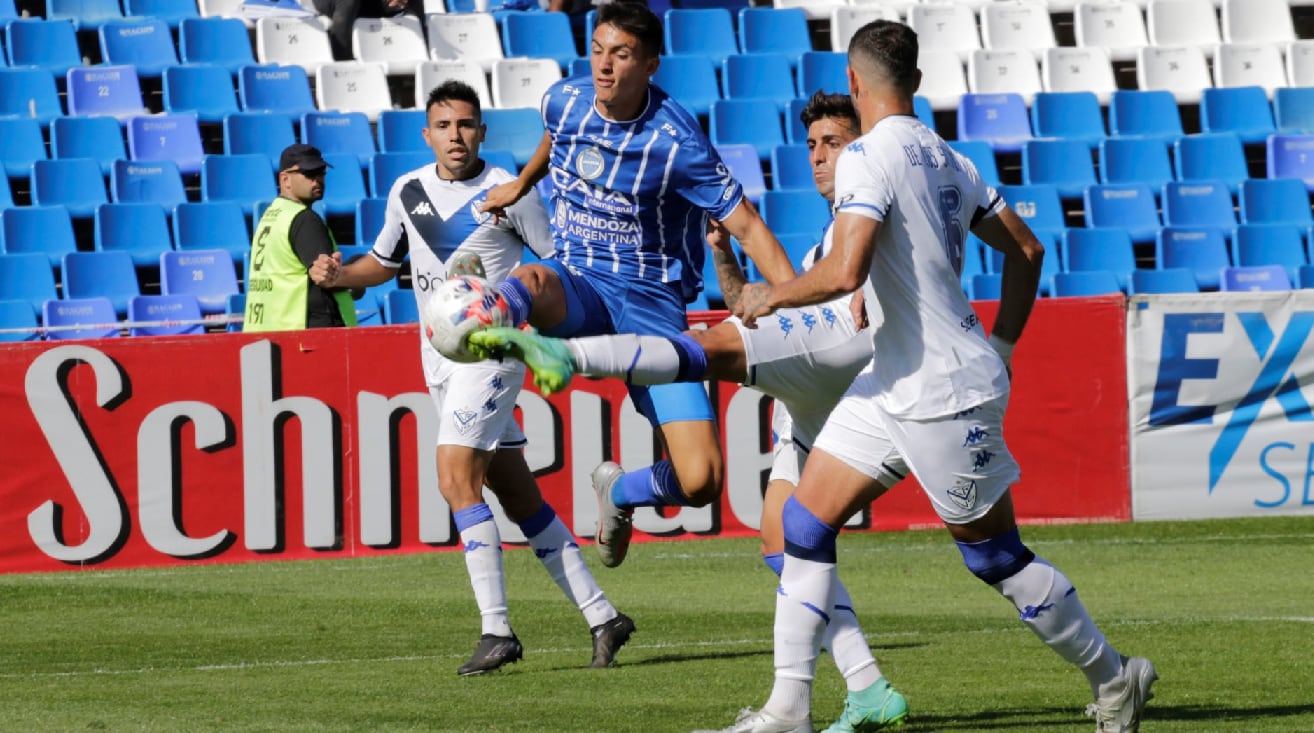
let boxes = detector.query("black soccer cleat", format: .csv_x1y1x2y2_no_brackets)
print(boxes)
457,633,524,676
588,612,636,668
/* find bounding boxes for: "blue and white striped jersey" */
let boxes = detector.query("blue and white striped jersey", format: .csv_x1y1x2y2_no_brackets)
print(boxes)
541,77,744,301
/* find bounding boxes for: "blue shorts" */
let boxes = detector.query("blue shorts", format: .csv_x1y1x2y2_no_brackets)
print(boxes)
538,259,714,426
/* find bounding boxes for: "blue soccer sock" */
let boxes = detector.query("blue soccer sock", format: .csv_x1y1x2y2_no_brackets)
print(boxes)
611,460,692,509
495,277,532,326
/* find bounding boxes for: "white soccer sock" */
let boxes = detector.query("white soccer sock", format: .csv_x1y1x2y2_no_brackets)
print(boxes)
994,556,1123,695
527,514,617,629
765,555,834,721
567,334,691,385
827,577,882,692
459,518,513,638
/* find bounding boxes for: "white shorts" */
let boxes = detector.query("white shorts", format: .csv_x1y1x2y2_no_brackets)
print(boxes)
814,370,1020,524
769,400,803,486
427,357,527,451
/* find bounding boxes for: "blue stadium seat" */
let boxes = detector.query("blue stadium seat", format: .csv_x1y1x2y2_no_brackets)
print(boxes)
1099,137,1174,192
948,140,1000,187
714,143,765,205
377,109,429,153
202,153,277,216
1108,89,1184,144
1220,264,1291,291
225,292,245,333
0,67,64,128
2,206,77,269
31,158,109,220
127,294,205,336
501,11,577,72
569,57,591,78
43,296,121,340
127,114,206,176
66,65,147,119
0,171,10,210
1084,183,1162,245
1162,180,1236,230
238,64,317,122
48,0,123,30
303,111,376,170
356,197,388,247
223,112,295,170
760,189,830,237
321,153,369,217
1051,270,1122,297
1061,228,1136,292
776,232,816,272
771,144,812,191
52,117,127,177
110,159,188,210
1030,91,1106,149
1130,267,1200,294
179,17,255,74
357,278,397,326
63,251,140,316
1021,138,1097,200
799,52,847,96
123,0,200,29
383,288,419,325
482,150,517,174
173,201,250,262
0,298,41,342
957,93,1032,154
1200,86,1275,145
652,54,720,120
785,96,809,145
711,99,784,163
701,246,724,306
1300,264,1314,289
0,0,15,21
739,7,810,66
161,249,241,315
1273,86,1314,134
722,53,797,114
1232,223,1307,286
1266,133,1314,191
95,202,175,269
0,253,58,317
1238,178,1313,227
664,8,739,67
960,234,986,293
1156,226,1231,290
99,17,179,79
480,107,545,169
163,64,241,125
0,117,48,180
4,18,82,78
686,290,711,312
998,183,1066,236
914,95,935,131
1174,132,1249,195
969,272,1003,301
983,229,1062,296
369,151,430,199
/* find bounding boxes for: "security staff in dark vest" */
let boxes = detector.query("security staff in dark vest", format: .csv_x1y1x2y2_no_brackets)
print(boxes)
244,144,357,332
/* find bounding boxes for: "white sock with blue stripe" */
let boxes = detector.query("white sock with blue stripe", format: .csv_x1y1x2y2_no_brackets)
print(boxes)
454,503,512,638
566,333,708,385
518,503,617,629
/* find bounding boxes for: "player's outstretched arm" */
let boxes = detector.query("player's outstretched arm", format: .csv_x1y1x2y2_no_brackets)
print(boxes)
480,132,551,219
309,251,396,290
719,198,796,285
972,206,1043,347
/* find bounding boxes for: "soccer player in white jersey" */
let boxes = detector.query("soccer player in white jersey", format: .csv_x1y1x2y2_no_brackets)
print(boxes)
308,81,635,676
473,91,907,731
467,1,797,570
691,21,1159,733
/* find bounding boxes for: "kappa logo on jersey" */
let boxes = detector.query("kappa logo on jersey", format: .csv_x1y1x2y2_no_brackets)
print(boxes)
846,142,866,155
452,408,478,435
947,478,978,510
411,201,434,216
575,147,606,180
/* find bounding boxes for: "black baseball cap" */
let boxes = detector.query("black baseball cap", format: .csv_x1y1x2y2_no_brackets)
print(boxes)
279,143,331,173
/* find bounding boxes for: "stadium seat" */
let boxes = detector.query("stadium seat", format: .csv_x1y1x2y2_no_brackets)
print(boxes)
1136,45,1212,105
1273,87,1314,134
355,197,388,247
63,250,140,316
99,17,178,79
127,294,206,336
0,67,63,128
66,65,147,120
376,109,428,154
303,111,376,170
1173,132,1248,194
0,298,41,341
1051,270,1122,297
969,272,1003,301
1030,91,1106,149
1238,178,1313,227
722,53,797,114
980,0,1056,56
481,150,517,174
1073,0,1148,63
316,61,393,122
1130,267,1200,294
255,16,334,77
771,144,812,191
502,11,578,73
1041,47,1118,105
1199,86,1276,146
1267,134,1314,191
481,108,546,169
202,153,277,216
1287,40,1314,88
967,48,1042,102
1085,182,1162,245
1022,138,1098,200
357,278,396,326
51,117,126,178
31,158,109,221
1162,180,1236,230
47,0,123,31
383,288,419,325
700,245,725,306
711,99,785,163
761,189,830,237
127,114,206,176
1146,0,1221,54
914,95,935,130
223,112,296,169
1232,223,1307,285
1062,227,1137,292
225,292,245,332
830,5,899,53
351,15,428,76
998,183,1066,235
161,249,241,315
1300,264,1314,289
739,7,811,67
664,9,739,67
110,159,187,211
0,117,48,180
427,12,504,74
173,201,250,263
908,2,980,61
1099,137,1174,191
163,64,241,125
1108,89,1184,144
43,296,121,340
369,151,430,199
4,18,82,78
0,253,58,317
416,60,493,110
491,58,563,110
1156,225,1231,290
321,153,369,217
0,171,10,210
95,202,175,269
799,51,848,96
784,96,811,145
916,49,969,112
715,143,766,205
238,64,317,121
1220,264,1291,291
1213,43,1288,96
652,54,720,120
949,140,1001,187
179,17,256,74
3,206,79,270
1221,0,1295,45
957,93,1032,154
983,228,1062,294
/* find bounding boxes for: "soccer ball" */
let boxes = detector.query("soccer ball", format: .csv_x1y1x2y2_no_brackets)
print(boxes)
423,275,512,362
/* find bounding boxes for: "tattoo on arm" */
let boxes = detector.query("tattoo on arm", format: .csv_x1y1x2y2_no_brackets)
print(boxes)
713,249,747,311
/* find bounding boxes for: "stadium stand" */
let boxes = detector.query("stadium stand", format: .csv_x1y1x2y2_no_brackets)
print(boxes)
0,67,64,129
62,251,140,316
1221,264,1292,291
1156,226,1232,290
179,17,256,73
665,8,739,67
1062,227,1138,292
100,17,179,79
52,117,127,177
163,64,242,125
1130,267,1201,294
0,299,41,342
31,158,109,221
1052,270,1123,297
95,202,175,269
127,114,206,176
1173,132,1249,194
43,296,120,340
161,249,241,316
128,294,206,337
223,112,296,169
0,253,59,317
4,18,82,78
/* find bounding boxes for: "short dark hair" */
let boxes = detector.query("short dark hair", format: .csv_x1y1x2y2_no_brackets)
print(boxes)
426,79,482,118
595,0,663,59
847,20,919,95
799,91,858,133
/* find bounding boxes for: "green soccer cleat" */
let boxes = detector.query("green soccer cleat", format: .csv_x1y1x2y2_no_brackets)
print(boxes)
822,678,909,732
466,327,576,395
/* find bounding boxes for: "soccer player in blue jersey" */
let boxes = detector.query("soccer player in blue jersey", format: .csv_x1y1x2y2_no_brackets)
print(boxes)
473,0,797,568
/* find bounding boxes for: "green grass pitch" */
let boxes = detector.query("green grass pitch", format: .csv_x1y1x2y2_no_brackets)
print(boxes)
2,515,1311,732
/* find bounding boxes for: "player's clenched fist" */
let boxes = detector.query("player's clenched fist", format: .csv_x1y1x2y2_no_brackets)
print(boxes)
309,251,342,287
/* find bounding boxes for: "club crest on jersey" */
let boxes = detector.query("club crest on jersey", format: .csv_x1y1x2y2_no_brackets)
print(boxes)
555,199,568,229
575,147,606,180
470,197,491,225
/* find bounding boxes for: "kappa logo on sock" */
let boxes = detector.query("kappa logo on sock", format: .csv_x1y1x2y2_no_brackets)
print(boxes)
463,539,489,552
534,547,558,559
452,408,478,434
1019,602,1055,620
947,478,977,510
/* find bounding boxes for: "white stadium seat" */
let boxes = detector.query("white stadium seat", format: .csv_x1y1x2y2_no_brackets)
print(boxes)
1137,45,1213,104
427,12,503,74
968,48,1042,103
917,48,970,111
1146,0,1220,58
1221,0,1295,45
491,57,562,110
1043,46,1118,104
255,15,334,77
316,60,393,120
351,15,429,76
831,5,901,52
908,2,981,62
1213,42,1289,97
980,1,1056,58
416,59,492,109
1074,0,1148,63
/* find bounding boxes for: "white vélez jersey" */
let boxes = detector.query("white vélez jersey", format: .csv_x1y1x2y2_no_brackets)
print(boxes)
370,161,553,381
833,115,1009,419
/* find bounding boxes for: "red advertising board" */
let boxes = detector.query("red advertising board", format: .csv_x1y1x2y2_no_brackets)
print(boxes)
0,296,1129,574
